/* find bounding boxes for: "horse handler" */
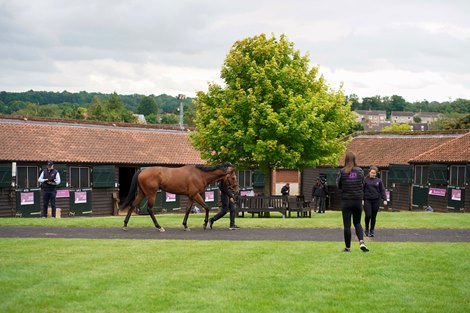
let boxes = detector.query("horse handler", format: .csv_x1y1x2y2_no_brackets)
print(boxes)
209,164,240,230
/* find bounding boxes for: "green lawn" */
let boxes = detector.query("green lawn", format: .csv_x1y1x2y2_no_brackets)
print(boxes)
1,212,469,312
0,211,469,229
0,238,468,313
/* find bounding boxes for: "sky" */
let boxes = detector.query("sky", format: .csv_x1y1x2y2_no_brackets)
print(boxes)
1,0,469,102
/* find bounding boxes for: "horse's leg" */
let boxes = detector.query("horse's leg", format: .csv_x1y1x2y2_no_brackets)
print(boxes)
123,191,144,230
192,193,210,230
182,199,194,231
146,192,165,232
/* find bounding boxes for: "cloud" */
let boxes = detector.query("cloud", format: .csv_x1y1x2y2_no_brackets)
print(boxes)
0,0,469,102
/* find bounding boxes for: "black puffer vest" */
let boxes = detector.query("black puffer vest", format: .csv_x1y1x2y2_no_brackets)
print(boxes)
336,167,364,200
42,169,59,191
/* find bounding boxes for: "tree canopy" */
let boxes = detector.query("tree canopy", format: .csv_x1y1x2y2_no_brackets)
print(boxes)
191,34,354,174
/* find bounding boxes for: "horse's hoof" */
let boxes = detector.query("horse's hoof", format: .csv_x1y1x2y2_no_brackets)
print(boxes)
122,227,128,231
158,227,166,233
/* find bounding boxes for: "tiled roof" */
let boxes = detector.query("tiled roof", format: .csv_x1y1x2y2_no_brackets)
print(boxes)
340,133,464,167
391,111,415,116
0,119,204,165
409,132,470,163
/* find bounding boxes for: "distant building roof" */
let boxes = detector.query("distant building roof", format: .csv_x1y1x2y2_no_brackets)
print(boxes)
0,117,203,165
391,111,415,117
354,110,387,116
409,132,470,163
339,132,466,167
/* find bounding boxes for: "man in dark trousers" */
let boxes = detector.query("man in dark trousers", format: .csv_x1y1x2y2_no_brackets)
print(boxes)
38,161,61,218
209,163,239,230
312,178,328,213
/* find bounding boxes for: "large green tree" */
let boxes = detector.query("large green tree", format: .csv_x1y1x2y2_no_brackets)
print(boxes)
137,96,158,116
191,34,354,192
88,93,136,123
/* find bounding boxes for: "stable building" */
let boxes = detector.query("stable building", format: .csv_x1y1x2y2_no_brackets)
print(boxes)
409,132,470,211
0,116,204,217
301,131,469,212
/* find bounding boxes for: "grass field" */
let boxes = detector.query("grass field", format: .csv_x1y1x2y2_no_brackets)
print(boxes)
1,212,469,313
1,210,470,229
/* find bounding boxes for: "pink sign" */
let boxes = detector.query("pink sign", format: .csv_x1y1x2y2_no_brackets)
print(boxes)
385,191,391,202
56,190,70,198
429,188,446,197
165,193,176,202
74,191,87,204
205,191,215,202
451,189,462,201
240,190,250,196
21,192,34,205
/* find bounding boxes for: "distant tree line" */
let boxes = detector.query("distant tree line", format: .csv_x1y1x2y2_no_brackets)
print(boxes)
346,94,469,130
346,94,469,116
0,90,195,126
0,90,467,129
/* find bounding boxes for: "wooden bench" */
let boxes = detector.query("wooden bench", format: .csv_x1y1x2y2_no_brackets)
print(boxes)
287,196,312,218
237,196,287,217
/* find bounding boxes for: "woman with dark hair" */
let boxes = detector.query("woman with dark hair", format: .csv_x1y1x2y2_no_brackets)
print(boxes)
363,166,387,237
336,151,369,252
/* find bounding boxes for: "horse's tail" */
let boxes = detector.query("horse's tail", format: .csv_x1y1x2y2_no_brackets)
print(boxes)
120,170,141,210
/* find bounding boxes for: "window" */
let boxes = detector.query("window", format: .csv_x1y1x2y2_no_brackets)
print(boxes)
70,167,90,188
449,165,466,187
237,170,253,189
16,166,39,189
414,165,429,186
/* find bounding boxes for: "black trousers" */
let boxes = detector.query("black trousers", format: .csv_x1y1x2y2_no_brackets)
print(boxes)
42,190,57,218
364,198,380,231
212,195,236,227
341,199,364,248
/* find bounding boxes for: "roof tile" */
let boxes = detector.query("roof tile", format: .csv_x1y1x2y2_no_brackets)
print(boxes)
0,121,204,165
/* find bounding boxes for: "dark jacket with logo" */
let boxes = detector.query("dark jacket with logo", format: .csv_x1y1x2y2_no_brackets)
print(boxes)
363,177,387,201
336,167,364,200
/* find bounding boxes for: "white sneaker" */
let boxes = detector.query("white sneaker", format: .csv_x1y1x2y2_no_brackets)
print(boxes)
360,242,369,252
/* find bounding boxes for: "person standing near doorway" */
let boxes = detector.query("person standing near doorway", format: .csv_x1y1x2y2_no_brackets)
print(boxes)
38,161,61,218
336,152,369,252
363,166,387,237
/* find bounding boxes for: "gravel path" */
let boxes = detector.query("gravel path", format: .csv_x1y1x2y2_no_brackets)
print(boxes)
1,226,469,242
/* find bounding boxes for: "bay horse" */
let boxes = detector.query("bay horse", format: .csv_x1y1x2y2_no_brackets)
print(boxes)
120,163,239,232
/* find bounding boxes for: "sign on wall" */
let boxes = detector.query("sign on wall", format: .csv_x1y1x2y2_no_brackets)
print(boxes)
429,188,446,197
20,192,34,205
74,191,87,204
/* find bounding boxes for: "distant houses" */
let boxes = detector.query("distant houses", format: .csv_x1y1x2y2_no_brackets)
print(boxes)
354,110,442,131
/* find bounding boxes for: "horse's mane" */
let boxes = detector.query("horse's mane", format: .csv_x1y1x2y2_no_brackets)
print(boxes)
195,164,227,172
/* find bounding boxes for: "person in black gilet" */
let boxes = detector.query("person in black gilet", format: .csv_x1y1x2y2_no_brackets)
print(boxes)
336,152,369,252
38,161,61,218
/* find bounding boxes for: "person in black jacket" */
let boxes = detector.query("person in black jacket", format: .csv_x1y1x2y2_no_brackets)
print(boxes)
209,169,239,230
363,166,387,237
312,178,328,213
336,152,369,252
38,160,61,218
